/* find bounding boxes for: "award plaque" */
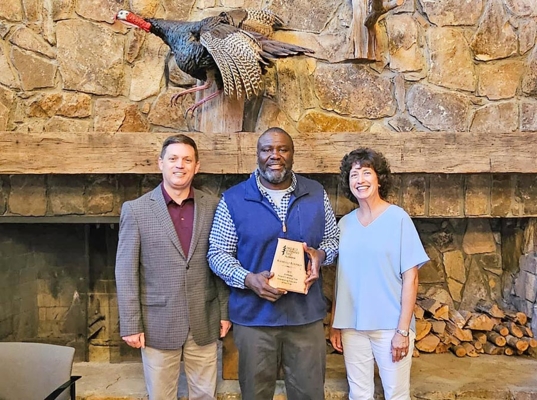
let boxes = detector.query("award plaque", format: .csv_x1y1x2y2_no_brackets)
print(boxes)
268,238,307,294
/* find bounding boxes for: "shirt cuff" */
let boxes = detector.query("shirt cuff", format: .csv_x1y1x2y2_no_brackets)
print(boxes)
233,267,250,289
320,247,337,266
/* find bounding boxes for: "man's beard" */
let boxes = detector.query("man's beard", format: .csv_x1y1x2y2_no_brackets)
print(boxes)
258,165,291,184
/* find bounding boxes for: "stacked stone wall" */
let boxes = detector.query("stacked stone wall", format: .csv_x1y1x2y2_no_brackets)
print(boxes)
0,0,536,134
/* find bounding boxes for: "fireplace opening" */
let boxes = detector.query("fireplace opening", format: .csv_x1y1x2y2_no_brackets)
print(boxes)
1,216,535,362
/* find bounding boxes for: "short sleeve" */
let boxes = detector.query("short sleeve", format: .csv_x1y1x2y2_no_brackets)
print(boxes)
400,213,429,274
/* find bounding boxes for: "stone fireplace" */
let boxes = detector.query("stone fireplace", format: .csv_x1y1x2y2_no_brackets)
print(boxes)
1,171,536,362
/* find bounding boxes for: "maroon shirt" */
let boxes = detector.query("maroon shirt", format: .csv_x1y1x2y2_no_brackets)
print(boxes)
162,185,195,255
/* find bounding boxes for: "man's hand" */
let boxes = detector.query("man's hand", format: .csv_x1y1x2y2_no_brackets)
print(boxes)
220,320,232,338
122,332,145,349
303,243,325,293
245,271,286,302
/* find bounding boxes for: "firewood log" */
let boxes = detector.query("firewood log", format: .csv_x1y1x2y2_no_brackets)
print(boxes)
415,319,432,341
459,310,473,324
431,320,446,335
433,304,450,320
505,311,528,326
472,331,487,344
450,344,466,357
449,309,467,329
483,341,503,355
415,333,440,353
504,347,514,356
465,313,494,331
516,312,528,326
417,298,449,320
505,335,529,352
521,325,534,338
434,343,449,354
414,304,425,320
475,301,505,319
446,334,461,346
486,332,506,347
412,348,420,357
461,342,479,357
493,324,509,336
520,337,537,348
472,339,483,351
527,347,537,357
446,320,473,342
506,321,524,338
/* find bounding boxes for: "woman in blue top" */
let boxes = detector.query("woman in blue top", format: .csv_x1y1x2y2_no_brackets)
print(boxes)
330,148,429,400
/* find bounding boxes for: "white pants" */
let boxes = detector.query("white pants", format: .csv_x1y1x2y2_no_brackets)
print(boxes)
341,329,415,400
141,332,217,400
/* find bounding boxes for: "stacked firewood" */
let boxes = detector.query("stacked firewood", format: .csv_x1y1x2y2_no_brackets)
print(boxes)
413,298,537,358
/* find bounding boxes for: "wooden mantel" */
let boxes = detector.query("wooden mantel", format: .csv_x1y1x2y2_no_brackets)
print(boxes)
0,131,535,174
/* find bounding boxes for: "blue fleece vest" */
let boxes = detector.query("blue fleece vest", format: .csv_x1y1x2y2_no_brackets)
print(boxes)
224,174,327,326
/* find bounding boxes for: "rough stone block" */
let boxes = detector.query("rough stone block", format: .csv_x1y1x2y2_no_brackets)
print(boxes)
37,291,63,308
462,219,496,255
117,175,142,204
419,244,445,284
443,250,466,283
491,174,517,217
386,174,402,208
447,278,463,303
86,176,117,215
429,175,463,217
8,175,47,216
520,254,537,275
514,271,537,303
401,175,426,216
460,256,491,311
48,175,86,215
0,177,6,215
46,306,69,321
465,174,490,216
518,175,537,216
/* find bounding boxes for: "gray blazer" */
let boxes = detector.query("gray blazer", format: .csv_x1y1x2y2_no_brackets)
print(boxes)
115,185,229,349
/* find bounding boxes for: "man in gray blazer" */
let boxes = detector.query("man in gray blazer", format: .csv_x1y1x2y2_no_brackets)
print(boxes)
116,134,231,400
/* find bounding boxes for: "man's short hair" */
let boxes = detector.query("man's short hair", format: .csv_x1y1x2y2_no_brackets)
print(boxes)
257,127,294,151
160,134,199,160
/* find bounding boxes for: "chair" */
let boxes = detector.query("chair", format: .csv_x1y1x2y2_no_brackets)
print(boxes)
0,342,81,400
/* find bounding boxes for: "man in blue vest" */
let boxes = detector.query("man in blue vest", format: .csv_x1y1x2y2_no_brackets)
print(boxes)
208,127,339,400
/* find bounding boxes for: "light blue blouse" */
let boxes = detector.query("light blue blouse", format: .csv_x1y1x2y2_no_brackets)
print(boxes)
332,205,429,332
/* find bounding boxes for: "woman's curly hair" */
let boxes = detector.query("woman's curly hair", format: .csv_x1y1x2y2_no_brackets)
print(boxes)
339,148,393,204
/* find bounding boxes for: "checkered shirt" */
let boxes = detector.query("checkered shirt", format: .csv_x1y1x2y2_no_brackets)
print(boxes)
208,170,339,289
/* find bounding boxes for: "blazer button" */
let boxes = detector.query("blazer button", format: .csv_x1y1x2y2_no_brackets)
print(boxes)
186,264,190,270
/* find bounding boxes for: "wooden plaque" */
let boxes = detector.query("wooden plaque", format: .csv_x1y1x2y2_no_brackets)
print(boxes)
268,238,307,294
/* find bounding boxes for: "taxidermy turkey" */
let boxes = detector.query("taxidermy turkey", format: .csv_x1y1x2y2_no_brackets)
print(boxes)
116,9,314,114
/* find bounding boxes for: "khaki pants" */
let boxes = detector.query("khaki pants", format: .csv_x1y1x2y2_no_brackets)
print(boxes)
141,331,217,400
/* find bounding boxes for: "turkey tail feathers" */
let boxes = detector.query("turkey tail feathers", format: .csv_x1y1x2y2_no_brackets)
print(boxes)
201,25,263,99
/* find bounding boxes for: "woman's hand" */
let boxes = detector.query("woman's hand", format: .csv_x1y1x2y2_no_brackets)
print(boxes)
329,327,343,353
391,331,409,362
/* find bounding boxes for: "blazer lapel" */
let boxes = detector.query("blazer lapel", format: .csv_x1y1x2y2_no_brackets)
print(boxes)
150,185,186,259
187,188,206,262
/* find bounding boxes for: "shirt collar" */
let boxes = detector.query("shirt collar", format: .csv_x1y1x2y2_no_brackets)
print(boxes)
161,184,195,205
